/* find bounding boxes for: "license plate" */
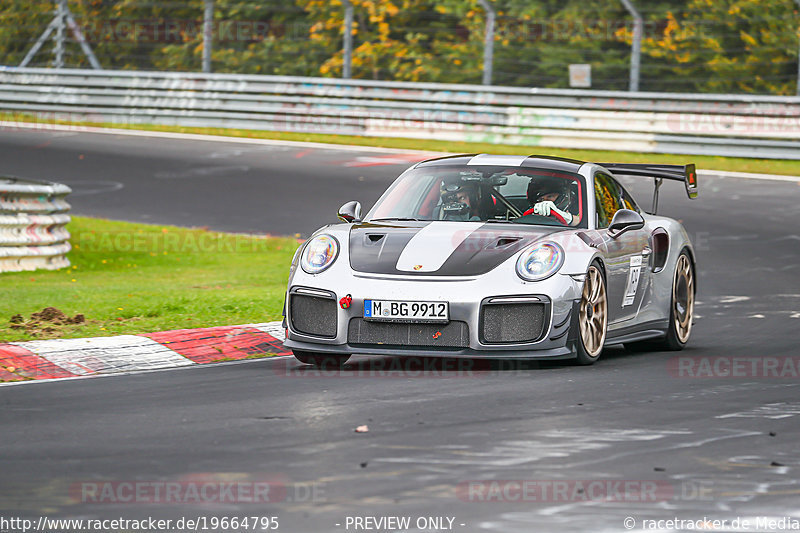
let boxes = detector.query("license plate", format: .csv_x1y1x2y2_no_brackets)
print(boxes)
363,299,449,323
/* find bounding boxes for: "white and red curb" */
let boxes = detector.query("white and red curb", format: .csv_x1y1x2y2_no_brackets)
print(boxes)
0,321,288,384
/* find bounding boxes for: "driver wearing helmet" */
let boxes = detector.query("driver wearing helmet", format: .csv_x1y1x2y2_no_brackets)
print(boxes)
439,180,481,221
524,176,577,226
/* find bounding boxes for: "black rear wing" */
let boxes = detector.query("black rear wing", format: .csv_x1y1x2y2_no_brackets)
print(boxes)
599,163,697,215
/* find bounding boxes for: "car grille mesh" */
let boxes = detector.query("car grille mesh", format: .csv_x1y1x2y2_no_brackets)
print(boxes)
348,318,469,348
481,303,546,343
290,294,337,338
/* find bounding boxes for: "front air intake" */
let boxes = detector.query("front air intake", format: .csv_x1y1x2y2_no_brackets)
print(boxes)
289,289,337,338
480,298,548,344
348,319,469,348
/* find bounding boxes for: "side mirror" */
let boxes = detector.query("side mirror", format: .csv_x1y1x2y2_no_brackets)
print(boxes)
337,200,362,223
608,209,644,239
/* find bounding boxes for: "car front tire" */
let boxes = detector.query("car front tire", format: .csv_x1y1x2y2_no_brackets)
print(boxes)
575,262,608,365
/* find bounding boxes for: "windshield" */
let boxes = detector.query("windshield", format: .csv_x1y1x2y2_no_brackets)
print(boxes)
366,165,587,228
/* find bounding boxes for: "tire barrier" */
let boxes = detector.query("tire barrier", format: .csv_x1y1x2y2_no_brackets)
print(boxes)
0,176,71,273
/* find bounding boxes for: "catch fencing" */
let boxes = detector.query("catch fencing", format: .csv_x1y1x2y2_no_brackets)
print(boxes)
1,67,800,160
0,175,71,273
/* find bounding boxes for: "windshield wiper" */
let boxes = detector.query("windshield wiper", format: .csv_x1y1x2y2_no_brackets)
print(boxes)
484,219,515,223
370,217,421,222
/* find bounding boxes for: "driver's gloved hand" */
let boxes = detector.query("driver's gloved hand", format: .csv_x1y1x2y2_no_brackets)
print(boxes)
533,201,573,225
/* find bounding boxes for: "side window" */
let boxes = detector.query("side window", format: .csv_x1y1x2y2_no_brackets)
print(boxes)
619,183,640,213
594,173,623,228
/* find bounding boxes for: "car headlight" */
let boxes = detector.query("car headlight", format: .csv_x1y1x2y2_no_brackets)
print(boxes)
516,242,564,282
301,234,339,274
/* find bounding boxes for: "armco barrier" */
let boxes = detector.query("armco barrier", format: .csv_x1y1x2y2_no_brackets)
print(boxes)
0,176,71,273
1,67,800,159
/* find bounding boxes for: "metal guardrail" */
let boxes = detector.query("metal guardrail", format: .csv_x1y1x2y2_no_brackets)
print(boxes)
1,67,800,159
0,176,71,273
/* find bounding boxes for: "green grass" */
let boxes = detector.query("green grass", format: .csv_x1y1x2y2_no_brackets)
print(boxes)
0,216,299,342
4,111,800,177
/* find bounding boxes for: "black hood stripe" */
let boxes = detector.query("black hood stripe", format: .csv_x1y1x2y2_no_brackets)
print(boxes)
349,222,561,276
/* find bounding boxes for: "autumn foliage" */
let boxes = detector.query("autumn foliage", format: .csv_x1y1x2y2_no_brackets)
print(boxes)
3,0,799,94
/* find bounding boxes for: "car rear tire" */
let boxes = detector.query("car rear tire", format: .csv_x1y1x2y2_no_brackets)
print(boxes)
626,250,695,352
658,251,695,350
574,262,608,365
293,350,351,367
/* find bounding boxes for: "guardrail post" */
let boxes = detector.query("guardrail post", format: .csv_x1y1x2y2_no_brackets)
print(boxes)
203,0,214,73
54,0,66,69
342,0,353,79
620,0,642,92
477,0,495,86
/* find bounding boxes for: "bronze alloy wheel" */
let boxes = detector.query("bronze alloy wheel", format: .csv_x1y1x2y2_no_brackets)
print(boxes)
673,253,694,344
579,265,607,359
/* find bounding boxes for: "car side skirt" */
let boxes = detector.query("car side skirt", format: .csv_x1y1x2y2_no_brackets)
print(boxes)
605,319,669,346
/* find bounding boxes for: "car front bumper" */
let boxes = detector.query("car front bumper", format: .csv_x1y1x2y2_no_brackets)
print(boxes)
284,268,584,359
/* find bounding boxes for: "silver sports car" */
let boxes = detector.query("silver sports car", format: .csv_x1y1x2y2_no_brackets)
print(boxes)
283,154,698,366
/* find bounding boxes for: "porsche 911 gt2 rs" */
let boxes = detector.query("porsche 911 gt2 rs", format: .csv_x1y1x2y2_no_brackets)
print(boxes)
282,154,698,366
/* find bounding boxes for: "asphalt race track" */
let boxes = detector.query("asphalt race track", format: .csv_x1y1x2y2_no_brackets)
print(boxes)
0,127,430,236
2,127,800,532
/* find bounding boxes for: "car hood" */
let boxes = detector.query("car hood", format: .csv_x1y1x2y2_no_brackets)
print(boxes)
348,221,562,276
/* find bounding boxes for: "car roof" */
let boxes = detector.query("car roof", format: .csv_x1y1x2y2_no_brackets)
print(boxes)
414,154,586,174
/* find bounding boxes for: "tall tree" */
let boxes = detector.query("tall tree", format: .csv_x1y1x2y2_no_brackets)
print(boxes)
632,0,800,94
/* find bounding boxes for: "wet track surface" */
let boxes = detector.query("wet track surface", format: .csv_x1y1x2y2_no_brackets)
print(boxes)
2,128,800,532
0,128,428,236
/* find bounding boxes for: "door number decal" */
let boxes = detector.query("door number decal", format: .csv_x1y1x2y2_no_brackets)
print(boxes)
623,255,643,307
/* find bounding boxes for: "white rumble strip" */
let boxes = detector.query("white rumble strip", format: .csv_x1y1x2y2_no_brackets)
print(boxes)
1,321,287,385
11,335,195,376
